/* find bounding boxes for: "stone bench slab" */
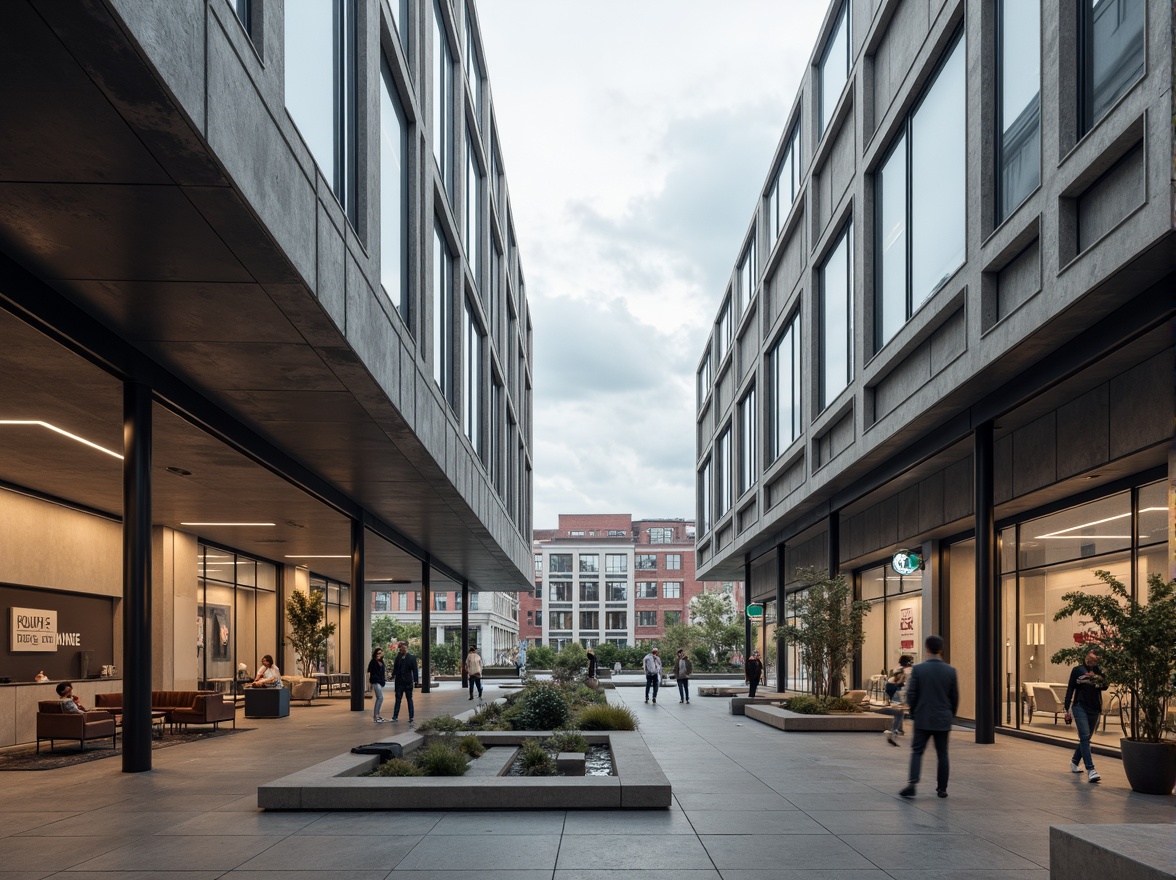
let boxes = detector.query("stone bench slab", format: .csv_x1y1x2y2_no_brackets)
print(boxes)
1051,824,1175,880
744,704,892,731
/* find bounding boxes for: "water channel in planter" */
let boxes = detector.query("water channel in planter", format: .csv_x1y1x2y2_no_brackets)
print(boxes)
505,743,614,777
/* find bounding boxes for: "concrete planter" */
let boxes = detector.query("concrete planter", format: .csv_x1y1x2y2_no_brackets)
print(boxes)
744,704,892,732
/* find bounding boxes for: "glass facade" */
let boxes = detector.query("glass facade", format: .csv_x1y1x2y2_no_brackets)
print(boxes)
736,237,756,316
197,544,278,687
464,299,483,457
310,573,351,676
768,123,801,240
433,225,454,404
820,223,852,409
818,1,850,137
768,313,801,460
996,0,1041,222
433,1,455,198
716,427,732,516
738,386,756,495
380,58,410,325
1080,0,1145,133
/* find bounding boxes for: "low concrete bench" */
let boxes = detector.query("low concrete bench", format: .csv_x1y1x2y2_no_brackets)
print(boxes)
730,695,789,715
697,686,748,697
465,746,518,778
745,704,892,731
1051,824,1175,880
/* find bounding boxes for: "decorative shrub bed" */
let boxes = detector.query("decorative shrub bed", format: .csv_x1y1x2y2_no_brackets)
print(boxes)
784,695,865,715
418,680,637,734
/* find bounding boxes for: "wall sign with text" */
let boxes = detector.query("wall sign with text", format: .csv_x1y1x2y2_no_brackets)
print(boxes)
9,607,82,652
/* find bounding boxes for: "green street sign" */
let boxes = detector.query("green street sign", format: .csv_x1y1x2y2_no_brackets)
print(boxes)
745,603,764,619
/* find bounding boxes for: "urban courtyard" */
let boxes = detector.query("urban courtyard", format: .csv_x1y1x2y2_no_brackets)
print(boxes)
1,682,1172,879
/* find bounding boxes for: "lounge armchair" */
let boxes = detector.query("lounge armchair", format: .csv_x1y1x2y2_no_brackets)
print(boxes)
1028,683,1066,724
169,692,237,731
36,701,117,753
282,676,319,704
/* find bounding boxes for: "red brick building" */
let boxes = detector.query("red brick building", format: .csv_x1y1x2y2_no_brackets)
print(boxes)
523,514,743,648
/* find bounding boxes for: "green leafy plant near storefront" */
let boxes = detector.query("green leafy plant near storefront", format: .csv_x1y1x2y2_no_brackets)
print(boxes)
778,568,871,699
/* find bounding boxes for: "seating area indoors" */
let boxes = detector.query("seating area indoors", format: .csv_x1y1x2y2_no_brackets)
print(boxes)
35,701,118,753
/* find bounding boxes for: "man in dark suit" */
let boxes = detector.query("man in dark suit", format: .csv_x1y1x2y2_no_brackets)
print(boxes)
900,634,959,799
389,641,419,726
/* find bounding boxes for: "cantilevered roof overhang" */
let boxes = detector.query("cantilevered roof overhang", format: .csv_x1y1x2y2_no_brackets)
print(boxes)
0,1,530,592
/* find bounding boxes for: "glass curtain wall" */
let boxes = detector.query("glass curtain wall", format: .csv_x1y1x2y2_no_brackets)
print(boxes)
858,563,923,684
309,574,351,676
1001,480,1167,749
196,544,277,690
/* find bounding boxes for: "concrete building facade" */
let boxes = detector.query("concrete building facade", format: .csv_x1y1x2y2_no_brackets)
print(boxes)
0,0,533,764
695,0,1172,751
371,587,519,665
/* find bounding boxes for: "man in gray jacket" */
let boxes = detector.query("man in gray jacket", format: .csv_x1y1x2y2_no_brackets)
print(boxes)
899,634,959,799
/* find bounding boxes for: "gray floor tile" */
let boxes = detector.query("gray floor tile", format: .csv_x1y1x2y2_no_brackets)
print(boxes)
896,872,1049,880
396,835,561,871
427,811,566,835
673,791,791,811
718,872,890,880
219,873,388,880
18,810,201,837
389,873,552,880
71,835,282,872
840,833,1045,871
54,873,226,880
556,835,714,870
302,811,443,836
561,810,696,835
783,791,910,812
0,835,139,872
700,834,876,870
807,809,958,834
556,872,720,880
0,812,82,837
682,810,828,835
159,810,325,836
235,834,418,871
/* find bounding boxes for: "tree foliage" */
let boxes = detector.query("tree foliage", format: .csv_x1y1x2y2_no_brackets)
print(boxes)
658,621,698,662
285,588,337,678
1050,570,1176,743
370,616,421,654
689,589,744,664
551,642,588,682
777,568,870,698
430,638,462,675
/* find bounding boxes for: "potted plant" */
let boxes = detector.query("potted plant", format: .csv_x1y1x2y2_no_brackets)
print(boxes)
285,588,337,680
777,568,871,700
1051,570,1176,795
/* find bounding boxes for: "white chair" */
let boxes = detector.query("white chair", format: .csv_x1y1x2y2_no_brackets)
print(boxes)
1029,684,1065,724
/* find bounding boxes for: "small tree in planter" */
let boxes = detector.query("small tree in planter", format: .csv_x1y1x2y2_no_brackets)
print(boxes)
1051,570,1176,794
286,588,336,679
778,568,871,699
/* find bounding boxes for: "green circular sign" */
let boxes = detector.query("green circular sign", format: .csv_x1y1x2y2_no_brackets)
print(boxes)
891,549,923,576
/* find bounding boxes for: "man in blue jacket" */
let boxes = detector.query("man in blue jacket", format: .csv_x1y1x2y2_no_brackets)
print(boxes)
389,641,419,726
900,634,959,799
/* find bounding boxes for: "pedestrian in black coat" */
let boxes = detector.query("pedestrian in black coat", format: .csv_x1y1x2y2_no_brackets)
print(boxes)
900,634,959,799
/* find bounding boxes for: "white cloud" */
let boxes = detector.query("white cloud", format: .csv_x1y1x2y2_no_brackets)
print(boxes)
477,1,827,529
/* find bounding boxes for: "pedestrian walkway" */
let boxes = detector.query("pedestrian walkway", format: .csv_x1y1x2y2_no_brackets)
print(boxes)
0,682,1172,878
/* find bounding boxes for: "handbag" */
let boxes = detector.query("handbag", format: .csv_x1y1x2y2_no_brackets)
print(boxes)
586,677,599,690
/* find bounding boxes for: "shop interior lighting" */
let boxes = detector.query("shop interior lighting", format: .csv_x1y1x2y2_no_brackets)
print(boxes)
181,522,275,526
0,420,122,459
1036,507,1167,540
284,555,351,559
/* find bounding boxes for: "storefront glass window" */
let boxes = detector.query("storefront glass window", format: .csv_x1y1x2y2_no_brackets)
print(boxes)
947,539,976,720
858,564,923,691
197,544,278,690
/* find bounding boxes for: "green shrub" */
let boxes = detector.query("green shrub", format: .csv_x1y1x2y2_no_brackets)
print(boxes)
370,757,424,777
415,714,466,733
518,682,572,730
785,695,863,715
469,701,508,730
563,682,606,709
413,741,469,776
546,730,589,753
551,643,588,682
457,734,486,758
519,738,555,776
575,703,638,731
524,645,556,669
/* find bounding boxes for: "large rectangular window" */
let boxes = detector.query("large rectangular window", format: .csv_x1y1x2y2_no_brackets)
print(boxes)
636,582,658,599
665,553,682,570
580,611,599,630
605,554,627,574
738,386,756,495
716,297,732,362
549,582,571,602
663,582,682,599
768,313,801,460
549,553,572,574
769,123,801,240
605,611,627,630
736,237,757,316
606,582,628,602
549,611,572,630
699,458,712,534
433,226,454,404
1080,0,1145,134
648,527,674,544
996,0,1041,223
432,1,455,199
716,427,732,516
636,611,657,627
380,58,410,326
820,223,853,409
465,8,483,129
464,300,484,457
636,554,657,571
579,554,599,573
285,0,357,223
818,1,850,137
874,33,966,349
465,134,483,279
697,351,712,408
490,378,502,493
580,582,599,602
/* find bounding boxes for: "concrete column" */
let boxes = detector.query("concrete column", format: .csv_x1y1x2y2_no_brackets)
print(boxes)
776,545,786,691
122,381,152,773
349,520,365,711
420,558,431,693
460,580,469,691
975,421,996,744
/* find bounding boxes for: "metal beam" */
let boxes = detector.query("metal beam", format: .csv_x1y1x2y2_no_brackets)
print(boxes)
974,421,996,744
350,520,365,711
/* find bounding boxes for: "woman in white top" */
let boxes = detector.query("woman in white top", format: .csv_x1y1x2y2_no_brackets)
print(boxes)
250,654,282,687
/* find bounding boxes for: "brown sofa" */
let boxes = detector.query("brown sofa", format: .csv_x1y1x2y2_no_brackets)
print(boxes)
36,701,117,753
95,690,236,729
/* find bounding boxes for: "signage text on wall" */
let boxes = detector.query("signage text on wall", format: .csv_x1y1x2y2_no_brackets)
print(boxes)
9,607,82,652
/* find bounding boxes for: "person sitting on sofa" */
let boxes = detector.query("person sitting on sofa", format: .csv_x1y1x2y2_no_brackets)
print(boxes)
56,681,86,712
249,655,282,687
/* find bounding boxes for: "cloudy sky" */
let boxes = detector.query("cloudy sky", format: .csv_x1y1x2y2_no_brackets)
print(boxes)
477,2,829,530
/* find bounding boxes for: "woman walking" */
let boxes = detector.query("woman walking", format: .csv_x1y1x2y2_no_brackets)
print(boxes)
368,647,387,722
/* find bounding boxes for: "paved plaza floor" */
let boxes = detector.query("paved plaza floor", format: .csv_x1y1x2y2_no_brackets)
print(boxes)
1,681,1172,879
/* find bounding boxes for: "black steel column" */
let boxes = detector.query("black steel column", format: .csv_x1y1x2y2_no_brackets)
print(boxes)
776,546,786,692
420,557,431,693
828,511,840,578
122,382,152,773
460,580,469,691
743,558,753,667
975,421,996,743
350,520,365,711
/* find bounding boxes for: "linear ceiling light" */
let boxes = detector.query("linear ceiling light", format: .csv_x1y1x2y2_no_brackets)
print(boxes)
0,420,122,459
284,555,351,559
181,522,276,527
1035,507,1168,540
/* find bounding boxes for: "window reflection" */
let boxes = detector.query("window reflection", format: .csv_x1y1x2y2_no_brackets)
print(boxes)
820,223,852,409
1081,0,1145,132
819,1,850,137
997,0,1041,221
